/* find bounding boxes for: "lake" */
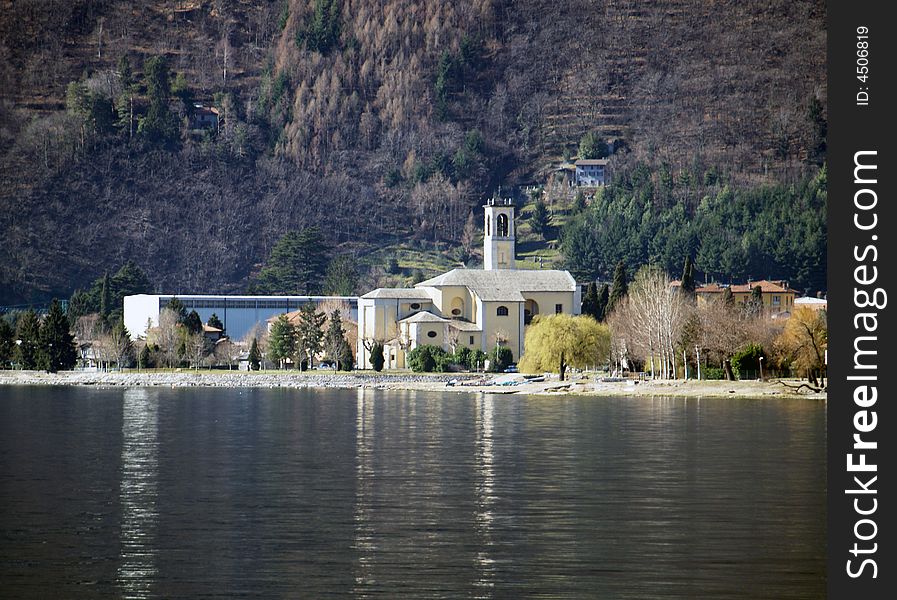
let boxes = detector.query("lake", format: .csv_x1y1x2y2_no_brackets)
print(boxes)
0,386,825,598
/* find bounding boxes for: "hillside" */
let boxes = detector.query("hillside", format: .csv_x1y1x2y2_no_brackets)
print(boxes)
0,0,826,304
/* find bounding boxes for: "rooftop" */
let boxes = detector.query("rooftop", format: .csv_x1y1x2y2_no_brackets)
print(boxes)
417,268,576,302
574,159,609,166
361,288,433,300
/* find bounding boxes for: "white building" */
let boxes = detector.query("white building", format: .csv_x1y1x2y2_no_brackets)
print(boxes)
356,197,581,369
574,158,608,186
123,294,358,340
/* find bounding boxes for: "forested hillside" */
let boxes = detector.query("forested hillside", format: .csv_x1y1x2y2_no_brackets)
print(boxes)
0,0,826,304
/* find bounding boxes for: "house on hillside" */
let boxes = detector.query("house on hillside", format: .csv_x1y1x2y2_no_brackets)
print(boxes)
574,159,608,186
189,104,220,130
356,196,581,369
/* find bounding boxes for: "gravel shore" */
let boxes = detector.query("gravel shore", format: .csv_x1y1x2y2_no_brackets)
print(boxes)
0,370,826,399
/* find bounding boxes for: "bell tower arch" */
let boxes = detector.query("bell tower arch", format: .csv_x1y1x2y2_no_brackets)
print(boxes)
483,196,516,270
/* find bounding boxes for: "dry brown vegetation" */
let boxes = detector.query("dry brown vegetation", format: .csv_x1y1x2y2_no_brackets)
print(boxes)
0,0,825,303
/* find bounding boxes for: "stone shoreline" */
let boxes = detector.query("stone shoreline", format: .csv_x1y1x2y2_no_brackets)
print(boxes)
0,370,826,399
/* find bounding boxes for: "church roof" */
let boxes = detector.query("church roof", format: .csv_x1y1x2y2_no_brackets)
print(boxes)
361,288,433,300
416,268,576,302
397,311,447,324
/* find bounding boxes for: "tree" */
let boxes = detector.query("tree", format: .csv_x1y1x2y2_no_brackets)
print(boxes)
105,318,133,370
165,297,188,323
295,303,326,370
369,341,385,372
99,272,112,322
529,198,550,239
581,282,599,320
607,261,628,315
67,289,93,323
680,255,696,298
139,55,179,145
150,307,182,368
186,331,211,370
0,318,15,368
207,313,224,333
248,337,262,371
254,228,329,294
778,307,827,386
138,343,155,369
324,255,358,296
595,284,609,322
579,131,609,159
746,285,764,317
267,314,296,369
407,344,448,372
323,309,353,369
296,0,343,54
519,314,610,380
184,310,203,334
488,346,514,373
15,309,42,369
38,300,77,372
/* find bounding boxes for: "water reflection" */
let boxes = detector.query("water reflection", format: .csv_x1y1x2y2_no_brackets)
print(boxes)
474,395,497,596
353,388,376,592
117,388,159,599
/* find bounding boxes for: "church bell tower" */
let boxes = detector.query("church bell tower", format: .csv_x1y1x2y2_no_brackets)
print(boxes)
483,196,516,270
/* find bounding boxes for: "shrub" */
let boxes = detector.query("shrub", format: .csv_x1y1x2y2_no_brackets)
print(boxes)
731,343,765,380
703,367,726,380
488,346,514,372
407,344,448,372
369,341,385,371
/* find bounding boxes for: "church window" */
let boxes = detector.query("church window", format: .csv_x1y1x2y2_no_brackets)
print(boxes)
427,330,437,338
410,303,421,310
496,306,509,316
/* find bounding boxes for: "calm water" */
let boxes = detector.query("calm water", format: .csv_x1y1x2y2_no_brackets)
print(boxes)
0,386,825,599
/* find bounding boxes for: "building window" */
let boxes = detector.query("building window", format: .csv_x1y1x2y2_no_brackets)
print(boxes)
469,336,474,345
555,304,563,314
496,306,509,316
427,330,437,338
410,303,421,310
451,308,461,316
772,295,781,305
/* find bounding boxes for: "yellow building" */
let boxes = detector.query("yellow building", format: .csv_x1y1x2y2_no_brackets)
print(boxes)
692,280,798,316
356,197,581,369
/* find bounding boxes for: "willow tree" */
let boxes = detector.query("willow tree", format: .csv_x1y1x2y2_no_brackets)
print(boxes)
519,314,610,380
778,306,827,386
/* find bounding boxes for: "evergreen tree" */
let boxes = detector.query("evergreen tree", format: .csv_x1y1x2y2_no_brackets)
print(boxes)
595,283,609,322
0,318,14,369
67,289,93,323
296,0,343,54
184,310,203,334
99,272,112,322
255,228,329,294
38,300,77,373
138,343,154,369
680,255,696,298
581,282,599,319
369,341,385,372
579,132,609,159
267,314,296,369
207,313,224,332
607,261,628,315
529,199,551,239
14,309,41,369
165,297,188,322
138,55,179,145
295,303,326,370
324,255,359,296
746,285,764,316
248,338,262,371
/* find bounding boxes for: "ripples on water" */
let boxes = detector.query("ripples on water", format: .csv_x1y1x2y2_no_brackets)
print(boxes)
0,387,825,598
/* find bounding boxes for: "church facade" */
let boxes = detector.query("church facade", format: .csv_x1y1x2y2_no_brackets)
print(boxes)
356,197,581,369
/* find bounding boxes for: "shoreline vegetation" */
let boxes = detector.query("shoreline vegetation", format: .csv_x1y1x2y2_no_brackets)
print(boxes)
0,370,826,400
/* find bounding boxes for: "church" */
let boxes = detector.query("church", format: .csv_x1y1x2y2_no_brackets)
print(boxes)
356,196,581,369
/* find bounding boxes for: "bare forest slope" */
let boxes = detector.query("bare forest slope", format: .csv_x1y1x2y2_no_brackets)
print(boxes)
0,0,826,303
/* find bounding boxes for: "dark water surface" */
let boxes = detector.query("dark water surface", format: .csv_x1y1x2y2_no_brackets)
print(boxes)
0,386,825,598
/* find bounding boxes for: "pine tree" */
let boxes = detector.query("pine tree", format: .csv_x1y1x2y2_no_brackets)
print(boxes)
595,283,609,322
295,303,326,370
138,343,153,369
607,261,628,315
530,199,551,239
267,314,296,369
680,255,696,298
0,318,14,369
581,282,599,319
14,309,42,369
38,300,77,373
248,338,261,371
99,272,112,322
184,310,203,334
166,297,188,322
255,228,329,294
324,256,358,296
